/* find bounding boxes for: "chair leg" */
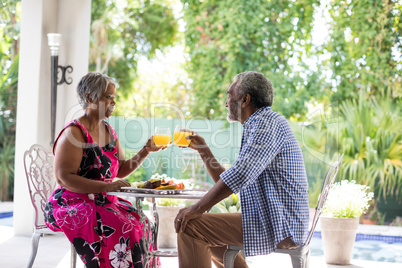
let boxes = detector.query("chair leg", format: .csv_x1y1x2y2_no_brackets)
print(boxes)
223,248,241,268
70,244,77,268
290,251,309,268
304,249,310,268
26,232,43,268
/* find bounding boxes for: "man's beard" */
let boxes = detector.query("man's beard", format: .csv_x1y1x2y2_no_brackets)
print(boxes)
226,100,242,123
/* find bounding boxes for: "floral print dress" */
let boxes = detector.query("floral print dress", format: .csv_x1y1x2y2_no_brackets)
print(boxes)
44,119,156,268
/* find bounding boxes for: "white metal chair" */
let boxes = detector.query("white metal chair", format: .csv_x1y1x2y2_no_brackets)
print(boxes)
24,144,77,268
223,154,344,268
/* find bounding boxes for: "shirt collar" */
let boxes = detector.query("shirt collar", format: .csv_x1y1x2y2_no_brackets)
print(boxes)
243,106,271,127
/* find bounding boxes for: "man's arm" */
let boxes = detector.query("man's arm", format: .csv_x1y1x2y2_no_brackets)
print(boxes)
174,132,234,232
184,132,225,183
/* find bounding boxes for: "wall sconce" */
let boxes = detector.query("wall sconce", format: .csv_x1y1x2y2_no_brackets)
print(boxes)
47,33,73,145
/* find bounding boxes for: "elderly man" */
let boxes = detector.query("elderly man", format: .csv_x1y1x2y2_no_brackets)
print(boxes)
175,71,309,268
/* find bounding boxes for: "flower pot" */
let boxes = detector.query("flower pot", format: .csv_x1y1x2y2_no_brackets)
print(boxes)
156,205,183,248
361,218,377,225
320,217,359,265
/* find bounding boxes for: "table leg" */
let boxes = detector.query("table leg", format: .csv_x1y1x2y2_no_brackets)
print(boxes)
151,197,159,267
136,197,154,268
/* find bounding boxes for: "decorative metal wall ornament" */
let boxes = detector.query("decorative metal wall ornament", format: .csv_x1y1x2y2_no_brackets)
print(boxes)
47,33,73,145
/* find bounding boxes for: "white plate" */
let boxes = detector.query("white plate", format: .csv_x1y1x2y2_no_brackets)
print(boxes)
120,187,185,195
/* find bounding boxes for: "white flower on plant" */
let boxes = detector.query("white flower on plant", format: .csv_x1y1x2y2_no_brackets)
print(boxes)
323,180,374,218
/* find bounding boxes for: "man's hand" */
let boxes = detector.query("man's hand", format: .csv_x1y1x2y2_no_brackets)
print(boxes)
181,131,208,152
174,204,204,233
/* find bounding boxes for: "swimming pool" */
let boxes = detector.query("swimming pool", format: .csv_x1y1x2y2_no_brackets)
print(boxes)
310,232,402,263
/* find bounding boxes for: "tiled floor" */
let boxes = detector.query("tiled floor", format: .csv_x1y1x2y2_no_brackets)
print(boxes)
1,200,401,268
0,225,401,268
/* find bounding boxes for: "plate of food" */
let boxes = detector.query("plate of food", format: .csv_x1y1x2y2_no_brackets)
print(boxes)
121,173,187,195
120,187,185,195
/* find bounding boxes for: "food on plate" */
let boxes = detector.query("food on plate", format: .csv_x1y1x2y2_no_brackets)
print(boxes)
130,173,185,190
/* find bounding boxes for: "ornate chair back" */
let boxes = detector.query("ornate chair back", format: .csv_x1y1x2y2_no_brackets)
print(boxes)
24,144,57,230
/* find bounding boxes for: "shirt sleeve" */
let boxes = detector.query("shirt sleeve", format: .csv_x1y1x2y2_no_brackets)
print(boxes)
220,118,288,193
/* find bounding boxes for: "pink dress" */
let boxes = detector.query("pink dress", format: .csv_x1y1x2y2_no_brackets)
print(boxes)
44,119,158,268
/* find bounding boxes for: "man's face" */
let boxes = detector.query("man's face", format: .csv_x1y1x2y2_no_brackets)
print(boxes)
225,82,242,123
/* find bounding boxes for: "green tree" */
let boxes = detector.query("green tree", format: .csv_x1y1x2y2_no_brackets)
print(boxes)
0,0,20,201
180,0,323,120
89,0,179,115
295,93,402,203
323,0,402,102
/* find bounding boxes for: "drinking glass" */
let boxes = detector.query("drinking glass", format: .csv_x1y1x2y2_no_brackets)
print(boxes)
173,126,192,147
153,127,171,147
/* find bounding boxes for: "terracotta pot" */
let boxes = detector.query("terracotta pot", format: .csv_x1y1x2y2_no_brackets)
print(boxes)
156,206,183,248
320,217,359,265
361,218,377,225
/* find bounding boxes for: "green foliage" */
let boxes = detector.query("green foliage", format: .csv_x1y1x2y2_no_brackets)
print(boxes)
323,0,402,102
157,198,182,206
334,94,402,200
124,150,147,182
125,166,147,183
0,0,19,201
211,193,241,213
180,0,322,120
294,93,402,204
0,55,18,201
0,142,15,201
89,0,179,110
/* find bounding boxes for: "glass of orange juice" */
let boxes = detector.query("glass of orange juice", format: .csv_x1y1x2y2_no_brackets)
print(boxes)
173,126,192,147
153,127,171,147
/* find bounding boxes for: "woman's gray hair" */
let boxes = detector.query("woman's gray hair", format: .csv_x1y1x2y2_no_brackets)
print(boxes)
234,71,274,108
76,72,116,109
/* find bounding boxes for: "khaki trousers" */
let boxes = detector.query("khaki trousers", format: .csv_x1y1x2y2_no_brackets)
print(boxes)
177,213,248,268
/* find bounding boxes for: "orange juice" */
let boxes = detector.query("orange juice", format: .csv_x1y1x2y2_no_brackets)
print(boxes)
173,131,191,146
153,134,171,146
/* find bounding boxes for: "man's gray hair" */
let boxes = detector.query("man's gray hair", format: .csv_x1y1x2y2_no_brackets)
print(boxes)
234,71,274,108
77,72,116,109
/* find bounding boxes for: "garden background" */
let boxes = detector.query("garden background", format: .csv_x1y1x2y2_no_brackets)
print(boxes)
1,0,401,223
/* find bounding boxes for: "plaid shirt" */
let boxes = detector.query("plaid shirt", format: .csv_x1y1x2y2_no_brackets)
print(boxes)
220,106,309,257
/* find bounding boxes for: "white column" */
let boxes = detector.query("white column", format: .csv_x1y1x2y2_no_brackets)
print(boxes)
13,0,91,236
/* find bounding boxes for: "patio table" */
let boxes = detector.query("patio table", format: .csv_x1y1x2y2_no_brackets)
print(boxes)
108,188,207,268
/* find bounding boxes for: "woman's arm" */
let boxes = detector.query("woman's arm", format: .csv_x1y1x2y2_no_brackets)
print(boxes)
54,126,130,193
116,136,163,178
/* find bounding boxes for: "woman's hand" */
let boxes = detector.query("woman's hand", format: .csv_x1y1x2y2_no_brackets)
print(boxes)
104,179,131,192
144,136,169,153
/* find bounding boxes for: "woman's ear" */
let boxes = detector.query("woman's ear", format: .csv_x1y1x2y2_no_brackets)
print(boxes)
86,93,92,103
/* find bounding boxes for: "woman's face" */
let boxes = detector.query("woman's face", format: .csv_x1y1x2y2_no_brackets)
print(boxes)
97,83,116,119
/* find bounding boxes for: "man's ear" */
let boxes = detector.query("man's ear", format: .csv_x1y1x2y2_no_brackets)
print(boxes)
241,93,251,108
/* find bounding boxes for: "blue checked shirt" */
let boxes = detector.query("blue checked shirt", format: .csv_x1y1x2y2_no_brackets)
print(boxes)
220,106,309,257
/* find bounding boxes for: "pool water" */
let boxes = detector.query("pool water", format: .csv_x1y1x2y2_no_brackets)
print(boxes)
310,234,402,263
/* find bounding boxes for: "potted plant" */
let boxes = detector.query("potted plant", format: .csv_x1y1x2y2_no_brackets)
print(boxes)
149,173,187,248
155,198,184,248
320,180,374,265
211,193,241,213
361,201,380,225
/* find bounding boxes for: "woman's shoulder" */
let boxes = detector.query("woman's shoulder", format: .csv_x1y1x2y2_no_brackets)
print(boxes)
103,120,117,140
53,119,89,154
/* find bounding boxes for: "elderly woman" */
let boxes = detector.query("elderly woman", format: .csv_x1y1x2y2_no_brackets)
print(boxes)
44,72,162,268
